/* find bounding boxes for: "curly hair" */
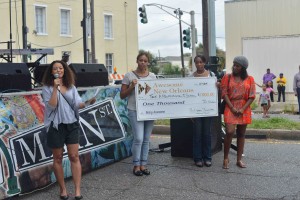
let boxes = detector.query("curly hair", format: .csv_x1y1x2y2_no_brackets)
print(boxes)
42,60,75,88
136,51,150,62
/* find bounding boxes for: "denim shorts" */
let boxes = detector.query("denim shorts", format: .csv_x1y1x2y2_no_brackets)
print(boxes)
47,122,80,149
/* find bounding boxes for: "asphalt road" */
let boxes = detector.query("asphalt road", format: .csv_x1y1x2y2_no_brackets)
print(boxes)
13,135,300,200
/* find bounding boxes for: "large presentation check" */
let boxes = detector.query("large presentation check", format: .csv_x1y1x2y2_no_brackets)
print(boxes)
135,77,218,121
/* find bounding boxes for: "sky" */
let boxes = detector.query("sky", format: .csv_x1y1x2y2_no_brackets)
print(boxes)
137,0,225,57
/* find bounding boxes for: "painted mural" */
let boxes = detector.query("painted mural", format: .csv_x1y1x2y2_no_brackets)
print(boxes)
0,86,132,199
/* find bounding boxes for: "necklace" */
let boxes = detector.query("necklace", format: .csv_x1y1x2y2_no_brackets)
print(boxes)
195,70,207,77
135,69,149,77
196,70,205,75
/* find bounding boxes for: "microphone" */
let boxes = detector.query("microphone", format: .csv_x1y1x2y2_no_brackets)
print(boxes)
54,73,60,89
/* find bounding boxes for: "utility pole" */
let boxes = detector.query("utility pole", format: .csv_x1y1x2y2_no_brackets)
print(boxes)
9,0,13,62
190,11,196,72
202,0,209,61
124,2,129,72
208,0,216,57
175,9,185,77
82,0,88,63
22,0,28,63
91,0,96,63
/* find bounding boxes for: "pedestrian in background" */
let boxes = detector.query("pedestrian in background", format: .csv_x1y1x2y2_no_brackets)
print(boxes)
276,73,287,102
120,52,156,176
266,81,276,102
221,56,256,169
258,84,271,118
190,55,216,167
263,68,276,102
293,65,300,114
42,60,95,200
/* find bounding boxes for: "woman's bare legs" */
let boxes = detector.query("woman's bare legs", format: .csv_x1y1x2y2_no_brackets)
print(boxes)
52,148,67,196
223,124,236,169
67,144,82,197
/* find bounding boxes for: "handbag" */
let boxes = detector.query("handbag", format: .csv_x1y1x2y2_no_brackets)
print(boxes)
220,74,231,114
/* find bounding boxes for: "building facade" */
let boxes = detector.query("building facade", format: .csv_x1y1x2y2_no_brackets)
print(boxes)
225,0,300,93
0,0,138,75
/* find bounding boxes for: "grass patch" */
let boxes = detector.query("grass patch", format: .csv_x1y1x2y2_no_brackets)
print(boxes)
250,101,258,110
248,117,300,130
154,119,170,125
155,117,300,130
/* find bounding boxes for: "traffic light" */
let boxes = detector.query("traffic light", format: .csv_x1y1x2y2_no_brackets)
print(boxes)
138,5,148,24
183,28,191,48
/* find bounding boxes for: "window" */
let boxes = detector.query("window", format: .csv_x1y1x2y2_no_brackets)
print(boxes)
35,6,46,34
87,13,91,37
60,9,71,35
105,53,113,73
104,14,113,39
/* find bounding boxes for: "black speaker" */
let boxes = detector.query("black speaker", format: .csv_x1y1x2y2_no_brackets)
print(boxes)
33,64,50,86
171,116,222,158
0,63,31,92
69,63,109,87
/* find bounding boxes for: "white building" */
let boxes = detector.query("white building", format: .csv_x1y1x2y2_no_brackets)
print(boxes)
225,0,300,93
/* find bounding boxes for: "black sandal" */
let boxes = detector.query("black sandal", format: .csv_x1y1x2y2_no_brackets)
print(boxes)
75,195,83,200
60,195,69,200
141,168,150,175
133,169,143,176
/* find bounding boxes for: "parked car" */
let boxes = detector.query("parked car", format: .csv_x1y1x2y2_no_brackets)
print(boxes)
156,75,165,79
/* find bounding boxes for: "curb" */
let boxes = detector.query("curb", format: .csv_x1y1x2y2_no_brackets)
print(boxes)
153,125,300,140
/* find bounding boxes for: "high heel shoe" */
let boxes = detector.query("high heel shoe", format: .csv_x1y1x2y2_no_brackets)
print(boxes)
60,195,69,200
236,161,247,168
222,159,229,169
75,195,83,200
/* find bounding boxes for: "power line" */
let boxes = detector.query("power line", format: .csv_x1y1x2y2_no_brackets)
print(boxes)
28,37,83,48
139,24,178,38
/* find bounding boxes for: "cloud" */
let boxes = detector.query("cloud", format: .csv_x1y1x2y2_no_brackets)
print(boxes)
138,0,225,56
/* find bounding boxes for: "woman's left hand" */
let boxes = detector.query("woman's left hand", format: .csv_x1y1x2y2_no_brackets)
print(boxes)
237,108,244,115
85,97,96,106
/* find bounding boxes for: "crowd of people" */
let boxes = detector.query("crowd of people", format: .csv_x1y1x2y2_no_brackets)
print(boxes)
42,52,300,199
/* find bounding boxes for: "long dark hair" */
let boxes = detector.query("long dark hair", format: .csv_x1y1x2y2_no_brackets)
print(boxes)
42,60,75,88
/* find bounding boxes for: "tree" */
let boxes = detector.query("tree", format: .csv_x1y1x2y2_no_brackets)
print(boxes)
189,43,226,70
149,66,160,74
161,63,181,75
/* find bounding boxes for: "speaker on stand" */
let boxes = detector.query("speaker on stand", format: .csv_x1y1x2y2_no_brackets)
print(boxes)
69,63,109,87
170,116,222,158
0,63,31,92
33,64,50,87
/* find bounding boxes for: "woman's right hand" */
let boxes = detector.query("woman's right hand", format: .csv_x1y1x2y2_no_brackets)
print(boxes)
230,106,239,116
130,79,138,89
53,78,60,88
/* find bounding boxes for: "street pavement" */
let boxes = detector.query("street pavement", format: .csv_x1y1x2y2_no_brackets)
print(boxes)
13,135,300,200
